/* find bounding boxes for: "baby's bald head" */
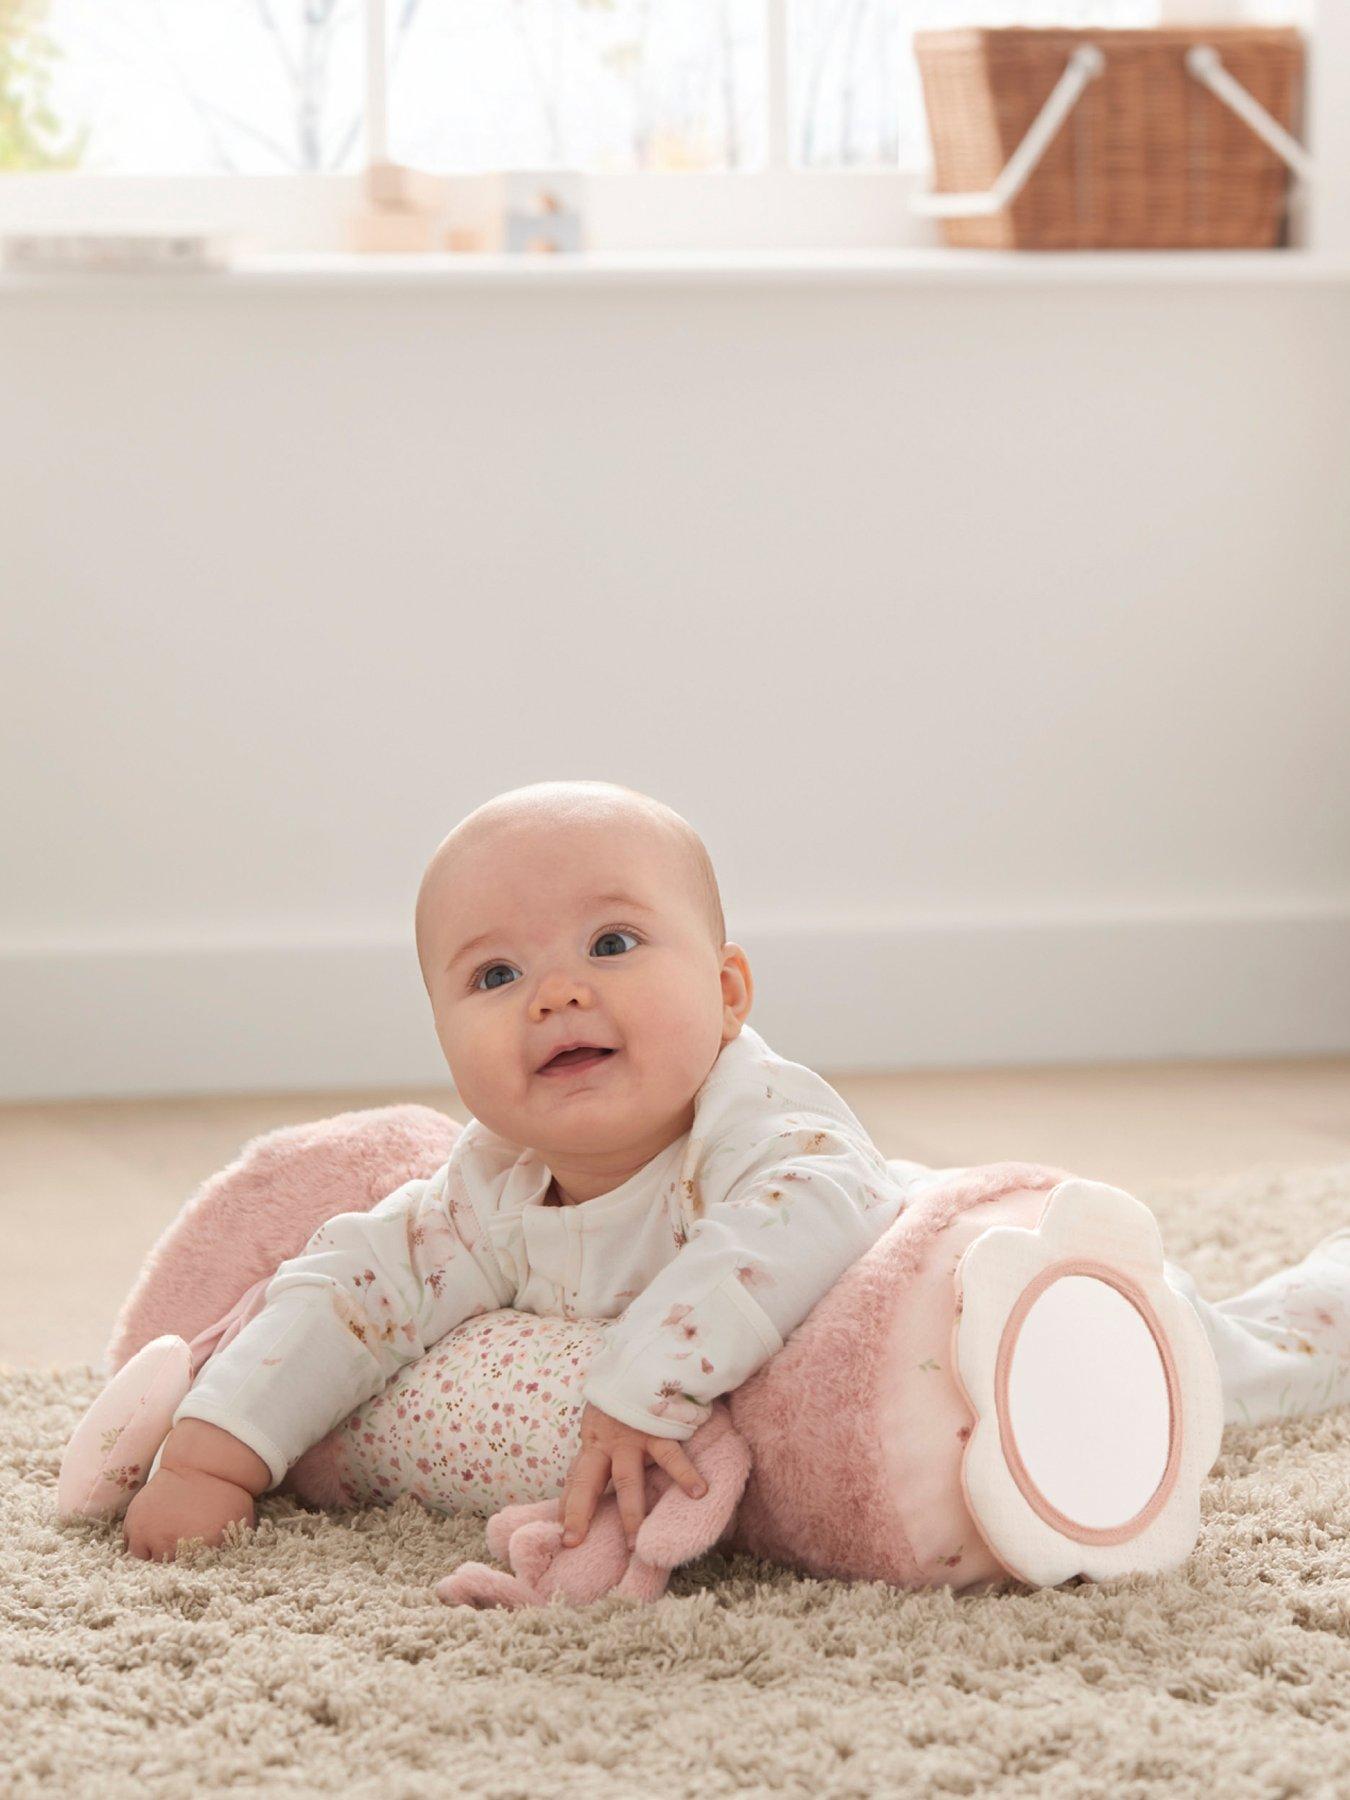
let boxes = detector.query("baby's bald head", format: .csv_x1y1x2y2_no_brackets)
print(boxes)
415,781,726,991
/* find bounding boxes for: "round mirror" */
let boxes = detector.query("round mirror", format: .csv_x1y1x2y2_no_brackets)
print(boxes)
1004,1275,1172,1530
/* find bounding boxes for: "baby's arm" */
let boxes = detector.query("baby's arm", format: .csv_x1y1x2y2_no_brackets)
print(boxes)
124,1164,513,1559
581,1119,896,1438
123,1418,270,1560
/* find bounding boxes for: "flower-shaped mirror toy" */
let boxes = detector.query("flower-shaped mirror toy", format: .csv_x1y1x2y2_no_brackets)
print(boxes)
952,1178,1225,1587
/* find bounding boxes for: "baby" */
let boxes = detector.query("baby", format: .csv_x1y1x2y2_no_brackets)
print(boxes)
122,778,1350,1564
124,779,916,1562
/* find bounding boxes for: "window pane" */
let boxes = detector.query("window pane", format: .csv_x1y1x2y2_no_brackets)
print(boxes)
791,1,1164,169
789,0,902,168
387,0,766,172
21,0,364,173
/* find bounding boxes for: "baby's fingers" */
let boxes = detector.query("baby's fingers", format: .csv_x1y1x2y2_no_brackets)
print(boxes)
561,1444,609,1546
125,1527,171,1562
122,1516,153,1560
610,1446,648,1548
645,1437,709,1501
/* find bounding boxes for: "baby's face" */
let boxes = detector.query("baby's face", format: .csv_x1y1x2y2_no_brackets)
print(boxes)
419,816,744,1160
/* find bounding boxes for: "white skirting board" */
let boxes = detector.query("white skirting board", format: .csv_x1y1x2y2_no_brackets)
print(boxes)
2,905,1346,1101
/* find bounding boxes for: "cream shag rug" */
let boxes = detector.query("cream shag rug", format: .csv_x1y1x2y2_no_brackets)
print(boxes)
5,1162,1349,1799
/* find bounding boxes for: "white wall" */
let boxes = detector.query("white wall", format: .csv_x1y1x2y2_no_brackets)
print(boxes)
2,264,1348,1099
1310,0,1350,250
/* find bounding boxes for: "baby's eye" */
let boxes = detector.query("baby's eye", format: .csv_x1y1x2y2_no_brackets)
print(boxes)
471,927,640,992
476,963,516,992
592,927,640,958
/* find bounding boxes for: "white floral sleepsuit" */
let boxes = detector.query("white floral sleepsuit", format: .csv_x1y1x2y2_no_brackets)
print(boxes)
175,1022,1350,1491
175,1023,929,1486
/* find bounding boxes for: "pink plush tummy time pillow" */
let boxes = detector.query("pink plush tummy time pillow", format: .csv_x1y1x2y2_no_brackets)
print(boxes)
287,1165,1075,1595
108,1106,1084,1590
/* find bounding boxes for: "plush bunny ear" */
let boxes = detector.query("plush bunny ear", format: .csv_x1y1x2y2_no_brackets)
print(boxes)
58,1335,193,1521
633,1415,753,1572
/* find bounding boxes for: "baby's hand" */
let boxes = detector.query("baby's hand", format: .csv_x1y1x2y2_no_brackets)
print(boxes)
123,1466,256,1561
560,1402,708,1550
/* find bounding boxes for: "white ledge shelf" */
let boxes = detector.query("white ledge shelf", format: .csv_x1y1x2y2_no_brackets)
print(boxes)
4,247,1350,293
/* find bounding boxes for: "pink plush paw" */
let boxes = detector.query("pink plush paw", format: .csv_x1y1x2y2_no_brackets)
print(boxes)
486,1498,560,1561
504,1517,568,1589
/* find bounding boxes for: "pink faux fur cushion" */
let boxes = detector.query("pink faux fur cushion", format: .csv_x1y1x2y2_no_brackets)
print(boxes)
106,1105,460,1373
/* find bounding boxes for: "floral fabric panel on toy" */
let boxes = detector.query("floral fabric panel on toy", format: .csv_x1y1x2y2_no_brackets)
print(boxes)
58,1334,194,1521
316,1308,608,1515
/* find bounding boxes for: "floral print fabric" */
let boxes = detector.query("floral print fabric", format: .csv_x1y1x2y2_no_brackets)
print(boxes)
318,1309,607,1514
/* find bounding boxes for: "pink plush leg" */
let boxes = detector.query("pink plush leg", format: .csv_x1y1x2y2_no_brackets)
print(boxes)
435,1565,543,1610
612,1554,674,1603
438,1493,632,1611
539,1499,635,1605
633,1417,752,1571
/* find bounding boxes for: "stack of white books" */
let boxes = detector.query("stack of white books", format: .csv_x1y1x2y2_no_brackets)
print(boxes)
0,232,240,273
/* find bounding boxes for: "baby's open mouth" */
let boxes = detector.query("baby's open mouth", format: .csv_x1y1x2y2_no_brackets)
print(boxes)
538,1046,619,1076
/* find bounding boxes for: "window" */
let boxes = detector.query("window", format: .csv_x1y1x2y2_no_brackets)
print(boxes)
13,0,367,173
0,0,1321,251
792,0,1159,170
388,1,766,173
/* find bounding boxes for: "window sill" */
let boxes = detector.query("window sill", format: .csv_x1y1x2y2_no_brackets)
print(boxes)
4,246,1350,293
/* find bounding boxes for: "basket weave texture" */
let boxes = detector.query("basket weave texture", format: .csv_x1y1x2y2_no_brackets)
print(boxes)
914,27,1304,250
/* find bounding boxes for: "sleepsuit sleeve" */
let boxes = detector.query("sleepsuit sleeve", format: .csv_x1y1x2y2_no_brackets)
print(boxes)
173,1164,515,1487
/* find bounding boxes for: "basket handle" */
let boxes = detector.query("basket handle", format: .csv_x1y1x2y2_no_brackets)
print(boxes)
911,44,1105,218
911,38,1314,219
1184,45,1314,183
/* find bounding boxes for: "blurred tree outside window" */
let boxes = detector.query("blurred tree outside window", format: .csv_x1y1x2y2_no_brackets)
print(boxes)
1,0,86,167
29,0,366,172
389,0,765,172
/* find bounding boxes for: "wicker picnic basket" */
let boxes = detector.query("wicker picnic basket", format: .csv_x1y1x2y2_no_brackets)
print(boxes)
913,26,1305,249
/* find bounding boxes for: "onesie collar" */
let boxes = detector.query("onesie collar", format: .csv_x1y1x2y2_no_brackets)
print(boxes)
524,1131,687,1221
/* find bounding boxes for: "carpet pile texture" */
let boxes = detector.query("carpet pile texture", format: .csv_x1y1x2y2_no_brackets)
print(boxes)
4,1161,1349,1797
